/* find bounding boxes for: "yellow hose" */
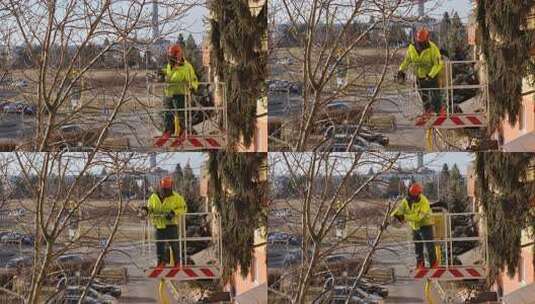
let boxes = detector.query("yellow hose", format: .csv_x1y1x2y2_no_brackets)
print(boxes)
170,247,175,267
159,248,175,304
159,279,170,304
174,115,181,136
425,128,433,151
424,243,442,304
424,279,434,304
435,245,442,265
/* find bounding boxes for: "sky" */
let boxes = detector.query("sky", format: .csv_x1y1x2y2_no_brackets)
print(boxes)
269,152,474,176
420,152,472,172
154,152,207,175
174,4,208,44
0,152,208,176
176,0,475,44
2,1,474,46
427,0,473,22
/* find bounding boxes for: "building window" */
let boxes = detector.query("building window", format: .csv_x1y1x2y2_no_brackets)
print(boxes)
519,102,525,130
518,255,525,284
230,283,236,298
250,255,257,283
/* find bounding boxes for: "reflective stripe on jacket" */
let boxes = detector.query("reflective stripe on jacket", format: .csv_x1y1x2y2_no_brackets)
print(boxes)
399,41,444,79
147,191,187,229
162,61,199,96
391,194,433,230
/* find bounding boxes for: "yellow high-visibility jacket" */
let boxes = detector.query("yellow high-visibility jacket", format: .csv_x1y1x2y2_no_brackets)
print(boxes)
399,41,444,79
162,61,199,97
391,194,433,230
147,191,187,229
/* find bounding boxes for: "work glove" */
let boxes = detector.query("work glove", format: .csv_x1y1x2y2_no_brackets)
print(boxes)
157,69,166,82
396,70,406,83
140,206,149,216
394,214,404,223
166,211,175,220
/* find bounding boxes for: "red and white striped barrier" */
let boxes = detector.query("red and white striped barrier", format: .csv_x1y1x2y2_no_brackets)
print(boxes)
154,134,224,150
145,265,219,281
412,266,485,281
414,114,486,129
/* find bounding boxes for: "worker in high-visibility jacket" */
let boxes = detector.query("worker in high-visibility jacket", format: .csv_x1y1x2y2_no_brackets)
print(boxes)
143,176,187,266
391,183,438,269
397,27,444,121
158,44,199,137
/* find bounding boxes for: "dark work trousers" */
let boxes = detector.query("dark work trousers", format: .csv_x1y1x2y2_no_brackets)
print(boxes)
163,94,185,135
155,225,180,265
417,78,441,113
412,225,437,267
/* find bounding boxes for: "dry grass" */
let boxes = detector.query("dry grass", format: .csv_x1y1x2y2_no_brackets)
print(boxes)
8,69,159,111
5,199,146,243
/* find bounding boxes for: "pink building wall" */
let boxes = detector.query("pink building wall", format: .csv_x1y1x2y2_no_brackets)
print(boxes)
238,103,268,152
465,162,535,297
497,237,535,296
500,94,535,146
228,241,268,303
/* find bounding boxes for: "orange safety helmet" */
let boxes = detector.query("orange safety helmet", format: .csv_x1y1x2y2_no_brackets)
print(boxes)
167,44,183,60
415,27,430,43
408,183,423,197
160,176,174,189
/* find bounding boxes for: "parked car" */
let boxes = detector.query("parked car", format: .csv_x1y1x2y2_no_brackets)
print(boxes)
0,101,36,115
359,279,388,298
0,101,11,111
329,140,383,152
319,124,388,152
268,232,290,242
91,279,121,298
54,254,97,275
15,102,36,115
268,232,301,246
49,124,100,151
0,232,34,246
1,102,18,113
16,80,28,88
8,208,25,216
64,285,117,304
283,249,302,267
267,79,302,95
57,277,121,298
328,285,384,304
319,100,369,125
322,254,362,277
5,256,33,269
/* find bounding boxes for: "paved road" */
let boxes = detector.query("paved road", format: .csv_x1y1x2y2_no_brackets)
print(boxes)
105,244,164,304
373,93,426,151
375,240,446,304
107,242,212,304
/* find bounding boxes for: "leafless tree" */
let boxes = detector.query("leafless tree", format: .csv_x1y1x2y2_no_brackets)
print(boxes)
0,0,200,151
0,152,148,304
268,152,406,303
268,0,448,151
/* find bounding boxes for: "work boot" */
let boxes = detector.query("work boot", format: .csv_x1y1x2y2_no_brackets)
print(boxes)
416,260,426,270
438,106,447,117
